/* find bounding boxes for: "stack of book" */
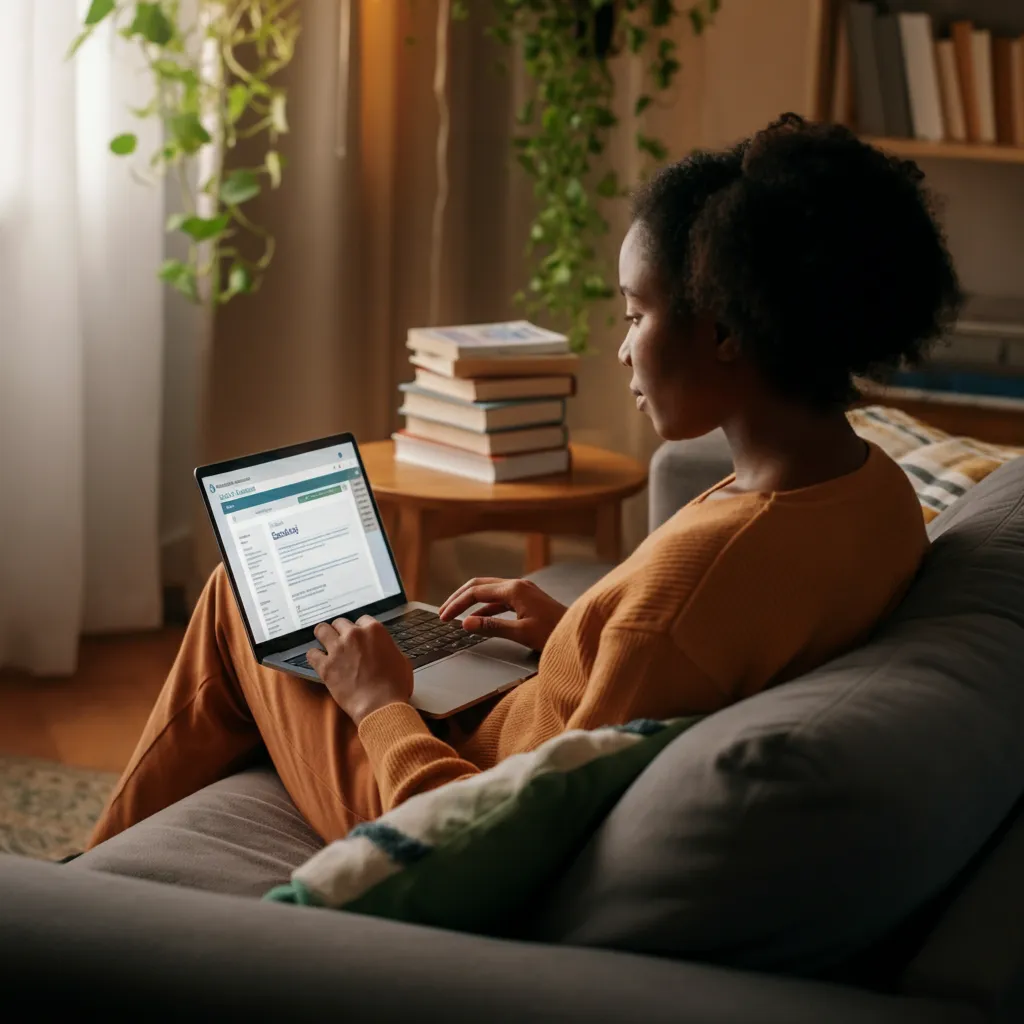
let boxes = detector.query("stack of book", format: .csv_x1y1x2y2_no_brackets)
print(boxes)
886,295,1024,401
838,4,1024,147
394,321,579,483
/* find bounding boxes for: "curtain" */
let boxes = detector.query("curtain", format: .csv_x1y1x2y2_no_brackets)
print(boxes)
0,1,164,675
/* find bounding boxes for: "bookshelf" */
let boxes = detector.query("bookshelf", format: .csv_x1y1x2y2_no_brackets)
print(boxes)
820,1,1024,443
864,136,1024,163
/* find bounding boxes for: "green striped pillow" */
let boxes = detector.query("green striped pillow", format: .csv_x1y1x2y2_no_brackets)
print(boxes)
265,716,700,933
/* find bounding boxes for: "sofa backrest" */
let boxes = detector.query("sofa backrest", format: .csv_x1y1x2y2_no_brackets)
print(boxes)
534,457,1024,988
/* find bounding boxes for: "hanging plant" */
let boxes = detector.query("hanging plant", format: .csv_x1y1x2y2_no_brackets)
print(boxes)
70,0,300,308
455,0,720,352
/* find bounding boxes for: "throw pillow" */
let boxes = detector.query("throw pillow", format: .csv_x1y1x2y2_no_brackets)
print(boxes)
848,404,1022,522
265,716,701,932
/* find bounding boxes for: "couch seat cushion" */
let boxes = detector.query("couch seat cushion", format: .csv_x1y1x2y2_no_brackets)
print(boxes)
72,767,323,897
532,457,1024,975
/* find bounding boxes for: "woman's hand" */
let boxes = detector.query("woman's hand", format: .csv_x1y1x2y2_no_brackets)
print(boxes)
438,577,568,653
307,617,413,726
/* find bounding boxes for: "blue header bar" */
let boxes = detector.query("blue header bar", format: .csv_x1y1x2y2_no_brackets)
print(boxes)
219,468,361,514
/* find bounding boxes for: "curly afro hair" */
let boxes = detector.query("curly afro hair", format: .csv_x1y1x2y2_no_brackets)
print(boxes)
630,114,962,410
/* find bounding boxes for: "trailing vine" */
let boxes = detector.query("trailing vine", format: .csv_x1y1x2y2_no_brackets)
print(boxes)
457,0,720,351
70,0,300,308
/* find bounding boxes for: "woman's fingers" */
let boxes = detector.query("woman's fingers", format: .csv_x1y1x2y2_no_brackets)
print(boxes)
468,602,509,619
462,614,527,643
439,580,514,620
438,577,505,618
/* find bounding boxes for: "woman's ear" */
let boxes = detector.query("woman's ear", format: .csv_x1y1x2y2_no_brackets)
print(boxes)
714,322,741,362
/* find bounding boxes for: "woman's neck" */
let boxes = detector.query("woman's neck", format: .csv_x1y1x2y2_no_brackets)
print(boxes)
720,400,867,495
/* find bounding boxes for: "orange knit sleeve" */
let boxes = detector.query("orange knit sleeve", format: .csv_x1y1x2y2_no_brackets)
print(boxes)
356,701,480,811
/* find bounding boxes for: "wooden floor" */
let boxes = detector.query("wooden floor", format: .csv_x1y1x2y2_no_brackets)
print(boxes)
0,629,184,773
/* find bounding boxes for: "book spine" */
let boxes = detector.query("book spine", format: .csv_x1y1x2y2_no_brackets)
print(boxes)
974,30,997,144
831,6,854,127
847,3,886,136
1014,39,1024,147
952,21,981,143
899,14,944,142
935,39,967,142
993,37,1015,145
875,13,913,139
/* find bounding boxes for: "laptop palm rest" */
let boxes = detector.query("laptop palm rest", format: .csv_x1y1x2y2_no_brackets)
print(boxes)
412,650,534,718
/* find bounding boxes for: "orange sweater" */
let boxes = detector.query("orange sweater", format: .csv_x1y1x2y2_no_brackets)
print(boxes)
358,442,928,810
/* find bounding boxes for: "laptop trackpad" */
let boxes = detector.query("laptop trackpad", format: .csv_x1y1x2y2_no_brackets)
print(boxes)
411,651,532,718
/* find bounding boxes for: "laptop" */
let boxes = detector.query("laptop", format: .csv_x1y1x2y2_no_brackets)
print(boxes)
195,433,538,717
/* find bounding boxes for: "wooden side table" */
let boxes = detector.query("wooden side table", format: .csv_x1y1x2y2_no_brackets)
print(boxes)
360,441,648,601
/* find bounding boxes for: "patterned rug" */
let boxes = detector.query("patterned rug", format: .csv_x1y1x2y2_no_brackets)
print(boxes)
0,755,117,860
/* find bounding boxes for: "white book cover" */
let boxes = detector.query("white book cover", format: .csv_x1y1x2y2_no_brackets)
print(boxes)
935,39,967,142
406,321,568,360
973,29,997,143
899,14,944,142
393,433,570,483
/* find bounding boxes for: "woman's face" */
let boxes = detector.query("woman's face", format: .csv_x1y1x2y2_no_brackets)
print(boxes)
617,221,738,440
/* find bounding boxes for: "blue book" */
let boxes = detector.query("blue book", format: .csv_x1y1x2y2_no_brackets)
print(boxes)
398,382,566,433
889,369,1024,400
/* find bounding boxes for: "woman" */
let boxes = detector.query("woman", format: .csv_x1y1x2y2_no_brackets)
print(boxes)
89,115,960,847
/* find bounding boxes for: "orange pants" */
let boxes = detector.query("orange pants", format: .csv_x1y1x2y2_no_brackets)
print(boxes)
88,565,384,848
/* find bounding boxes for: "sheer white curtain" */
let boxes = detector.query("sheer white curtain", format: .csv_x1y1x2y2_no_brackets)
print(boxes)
0,1,164,675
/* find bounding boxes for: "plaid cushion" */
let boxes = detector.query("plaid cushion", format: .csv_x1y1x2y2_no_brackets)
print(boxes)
848,405,1023,522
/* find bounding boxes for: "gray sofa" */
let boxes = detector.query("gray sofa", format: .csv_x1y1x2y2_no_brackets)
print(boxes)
2,431,1024,1023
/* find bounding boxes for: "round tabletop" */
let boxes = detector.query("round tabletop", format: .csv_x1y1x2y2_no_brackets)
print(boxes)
360,441,647,512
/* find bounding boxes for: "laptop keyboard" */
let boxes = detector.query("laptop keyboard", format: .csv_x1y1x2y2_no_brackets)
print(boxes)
283,609,486,673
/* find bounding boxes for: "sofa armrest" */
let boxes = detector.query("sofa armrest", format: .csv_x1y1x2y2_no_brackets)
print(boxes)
0,856,979,1023
649,430,732,533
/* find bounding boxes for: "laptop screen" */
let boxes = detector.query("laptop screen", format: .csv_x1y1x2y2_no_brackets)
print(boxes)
202,440,402,644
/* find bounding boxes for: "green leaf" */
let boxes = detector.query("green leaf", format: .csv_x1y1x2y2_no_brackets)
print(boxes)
565,178,585,204
228,84,249,124
129,3,174,46
596,170,620,198
552,264,572,286
270,93,289,133
651,0,674,27
84,0,115,26
636,132,669,161
530,223,545,242
658,38,677,58
265,150,282,188
67,30,93,59
516,99,535,126
228,263,254,295
158,259,198,302
583,274,614,300
634,94,653,116
221,169,261,206
626,24,647,54
172,213,231,242
689,6,706,34
169,113,210,154
109,133,138,156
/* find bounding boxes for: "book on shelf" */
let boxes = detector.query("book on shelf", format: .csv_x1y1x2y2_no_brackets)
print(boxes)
875,12,913,138
951,21,982,143
393,432,570,483
832,5,855,127
408,349,581,380
411,367,575,403
406,321,568,361
398,383,565,433
898,13,944,142
935,38,967,142
889,368,1024,401
993,38,1024,146
848,3,886,136
973,28,998,144
402,415,568,457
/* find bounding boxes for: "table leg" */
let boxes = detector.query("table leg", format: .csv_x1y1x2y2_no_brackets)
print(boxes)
594,502,622,563
524,533,551,574
395,506,428,601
